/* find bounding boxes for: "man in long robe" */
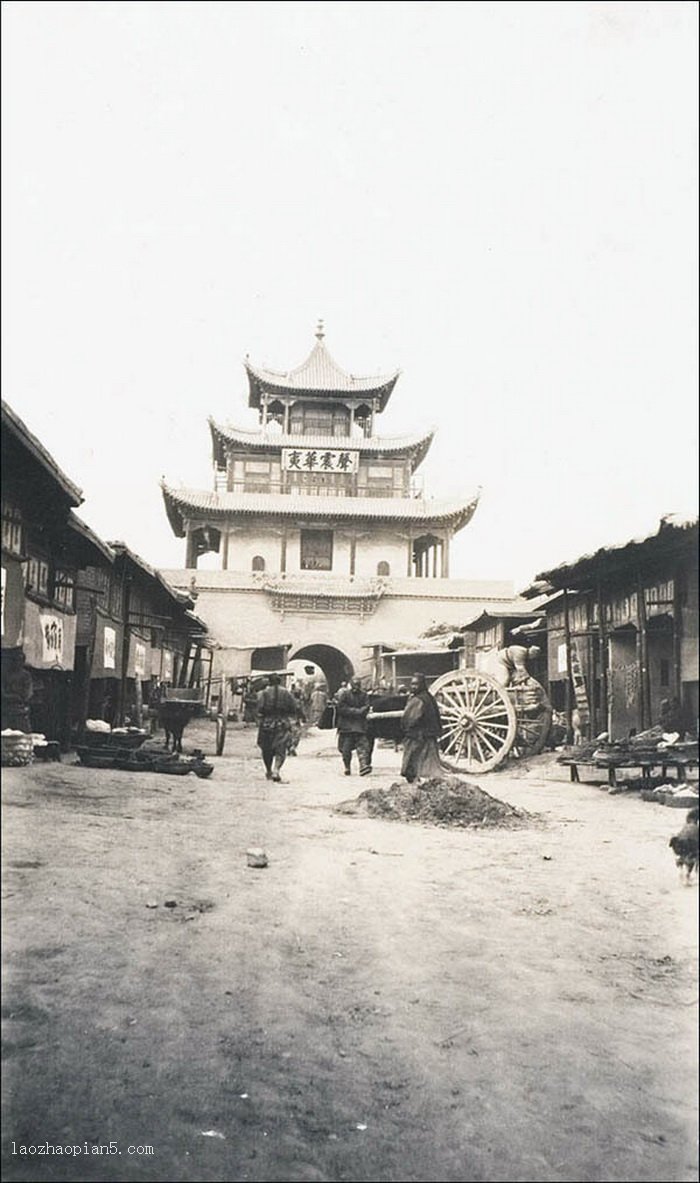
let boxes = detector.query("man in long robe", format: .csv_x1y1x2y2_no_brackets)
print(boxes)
401,674,444,783
256,673,297,782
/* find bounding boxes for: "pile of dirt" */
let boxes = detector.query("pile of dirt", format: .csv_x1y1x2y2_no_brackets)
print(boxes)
336,775,531,829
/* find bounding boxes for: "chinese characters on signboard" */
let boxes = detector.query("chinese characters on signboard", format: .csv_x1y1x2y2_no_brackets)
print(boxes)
281,448,359,474
162,649,173,681
40,614,64,664
103,627,116,670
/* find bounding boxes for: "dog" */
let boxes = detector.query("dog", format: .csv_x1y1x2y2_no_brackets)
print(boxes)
669,807,699,884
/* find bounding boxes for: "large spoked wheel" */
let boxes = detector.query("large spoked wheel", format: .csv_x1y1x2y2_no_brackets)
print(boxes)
431,670,517,773
509,677,552,758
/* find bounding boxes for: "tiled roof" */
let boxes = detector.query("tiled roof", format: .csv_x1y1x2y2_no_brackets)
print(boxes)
2,400,84,506
245,336,399,410
107,540,195,609
262,575,387,599
209,419,435,472
66,513,114,564
521,514,699,596
161,483,479,535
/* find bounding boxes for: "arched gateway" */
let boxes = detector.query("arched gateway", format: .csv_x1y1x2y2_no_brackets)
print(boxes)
290,644,353,694
159,326,515,678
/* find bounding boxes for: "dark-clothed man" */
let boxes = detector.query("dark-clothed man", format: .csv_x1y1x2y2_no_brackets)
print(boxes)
401,674,444,783
335,676,371,776
1,649,33,732
256,673,297,782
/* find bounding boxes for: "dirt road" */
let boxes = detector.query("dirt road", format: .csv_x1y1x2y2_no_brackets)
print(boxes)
2,724,697,1182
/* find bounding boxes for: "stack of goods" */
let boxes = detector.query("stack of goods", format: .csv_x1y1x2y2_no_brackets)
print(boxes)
1,729,33,767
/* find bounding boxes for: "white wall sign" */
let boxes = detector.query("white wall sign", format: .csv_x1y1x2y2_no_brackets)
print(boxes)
557,642,568,673
104,626,116,670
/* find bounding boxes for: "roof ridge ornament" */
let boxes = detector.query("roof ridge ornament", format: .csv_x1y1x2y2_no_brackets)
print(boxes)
315,318,325,341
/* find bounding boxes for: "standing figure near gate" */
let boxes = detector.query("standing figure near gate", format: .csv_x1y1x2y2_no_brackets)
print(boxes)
335,676,371,776
308,680,328,726
256,673,297,782
401,674,444,783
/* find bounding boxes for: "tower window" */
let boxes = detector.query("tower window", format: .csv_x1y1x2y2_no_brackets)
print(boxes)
377,561,391,577
300,529,333,571
252,555,266,572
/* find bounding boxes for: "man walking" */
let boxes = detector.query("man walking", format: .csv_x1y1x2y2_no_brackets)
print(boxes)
335,676,371,776
256,673,297,782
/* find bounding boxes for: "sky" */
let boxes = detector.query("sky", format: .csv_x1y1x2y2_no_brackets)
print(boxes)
2,0,698,589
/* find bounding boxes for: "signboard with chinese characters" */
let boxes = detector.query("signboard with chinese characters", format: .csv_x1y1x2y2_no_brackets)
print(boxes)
21,602,76,669
103,626,116,670
161,649,174,681
282,448,359,474
40,615,64,664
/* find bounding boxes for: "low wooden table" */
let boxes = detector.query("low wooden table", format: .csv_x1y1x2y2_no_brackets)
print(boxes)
562,751,698,788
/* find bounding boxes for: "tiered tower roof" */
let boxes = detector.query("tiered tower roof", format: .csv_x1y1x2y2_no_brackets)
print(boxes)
161,484,479,537
208,419,435,472
244,323,400,410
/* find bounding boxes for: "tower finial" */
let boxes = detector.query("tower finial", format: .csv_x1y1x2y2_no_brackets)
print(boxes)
315,318,325,341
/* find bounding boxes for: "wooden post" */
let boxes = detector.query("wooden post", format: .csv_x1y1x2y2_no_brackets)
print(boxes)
432,544,438,578
185,528,197,569
133,675,143,728
597,580,609,737
280,529,287,574
588,625,597,738
205,648,214,710
672,564,683,705
407,534,413,577
349,535,356,577
78,591,98,735
637,574,652,730
117,564,130,726
562,587,574,744
188,644,201,688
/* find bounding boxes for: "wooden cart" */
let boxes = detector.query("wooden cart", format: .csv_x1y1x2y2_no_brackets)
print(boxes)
367,670,552,774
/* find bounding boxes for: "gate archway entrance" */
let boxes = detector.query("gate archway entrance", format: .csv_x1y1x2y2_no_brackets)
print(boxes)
289,644,354,695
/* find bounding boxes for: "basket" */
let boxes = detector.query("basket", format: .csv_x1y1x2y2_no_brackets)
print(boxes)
2,733,34,767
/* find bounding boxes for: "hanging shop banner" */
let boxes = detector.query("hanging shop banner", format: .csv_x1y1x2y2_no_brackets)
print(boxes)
103,626,116,670
127,632,151,679
1,559,24,648
134,641,147,677
282,448,359,474
161,649,174,681
22,601,77,670
557,643,568,674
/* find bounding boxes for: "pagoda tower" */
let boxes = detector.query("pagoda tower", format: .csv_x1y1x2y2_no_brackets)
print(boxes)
162,324,478,581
